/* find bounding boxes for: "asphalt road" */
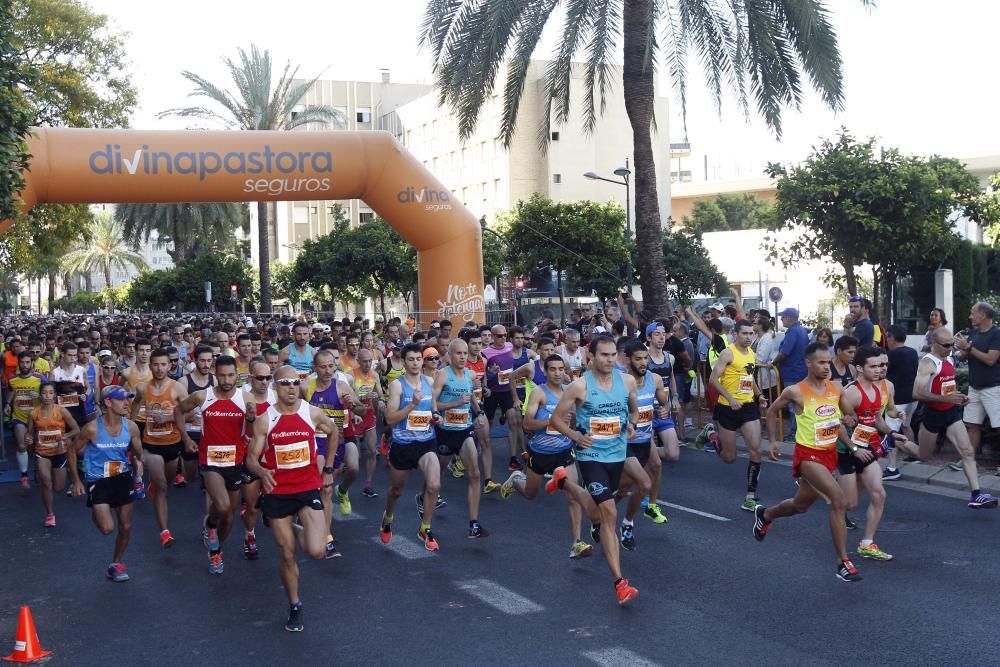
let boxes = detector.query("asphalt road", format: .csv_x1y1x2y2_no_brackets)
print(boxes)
1,438,999,666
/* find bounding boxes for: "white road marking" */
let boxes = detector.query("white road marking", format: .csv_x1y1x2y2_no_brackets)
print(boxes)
582,648,662,667
657,500,731,522
372,536,434,559
335,510,365,522
454,579,544,615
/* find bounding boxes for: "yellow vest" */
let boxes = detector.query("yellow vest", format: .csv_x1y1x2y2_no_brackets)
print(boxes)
718,344,756,406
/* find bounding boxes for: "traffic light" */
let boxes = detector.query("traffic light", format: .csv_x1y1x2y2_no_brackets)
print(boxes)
515,278,525,289
230,283,238,296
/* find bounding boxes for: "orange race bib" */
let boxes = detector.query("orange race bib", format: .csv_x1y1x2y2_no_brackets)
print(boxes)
57,394,79,407
444,409,469,426
941,380,957,396
738,375,754,395
570,367,582,379
102,460,125,478
516,375,527,388
206,444,237,467
274,441,310,469
589,416,621,440
14,395,34,411
851,424,878,448
814,418,840,449
297,371,310,381
473,388,483,402
498,369,511,386
637,406,654,428
407,410,432,432
38,430,62,445
145,411,175,437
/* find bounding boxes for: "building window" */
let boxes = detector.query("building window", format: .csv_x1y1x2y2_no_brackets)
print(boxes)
553,174,561,184
356,108,371,123
551,131,560,141
359,212,374,224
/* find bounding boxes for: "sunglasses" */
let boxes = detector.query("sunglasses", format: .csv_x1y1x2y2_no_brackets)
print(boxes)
169,358,179,363
936,342,954,348
102,365,117,370
276,378,301,386
425,356,440,362
213,354,221,358
253,374,273,381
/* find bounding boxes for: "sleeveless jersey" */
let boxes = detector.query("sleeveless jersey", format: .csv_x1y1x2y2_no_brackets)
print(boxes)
439,366,473,430
925,356,957,412
383,357,405,390
647,348,673,428
718,344,756,406
199,388,248,467
82,361,97,415
529,385,572,453
305,378,348,444
560,345,585,380
878,379,890,414
513,347,531,396
466,356,487,402
185,372,215,433
575,370,629,463
32,406,67,457
795,380,842,451
141,379,180,445
8,373,44,423
286,345,315,378
84,416,132,482
391,375,435,444
235,359,252,387
848,382,882,451
628,371,656,445
261,401,320,495
351,368,379,431
52,365,86,411
483,343,514,393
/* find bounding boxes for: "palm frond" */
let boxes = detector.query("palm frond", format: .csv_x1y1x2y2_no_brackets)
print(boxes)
582,0,622,135
538,0,596,149
499,0,559,148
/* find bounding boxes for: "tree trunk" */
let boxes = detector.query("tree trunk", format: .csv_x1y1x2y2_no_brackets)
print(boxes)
623,0,669,317
257,200,273,313
47,272,55,313
85,271,93,292
36,277,41,314
379,291,386,319
556,266,566,326
843,262,858,298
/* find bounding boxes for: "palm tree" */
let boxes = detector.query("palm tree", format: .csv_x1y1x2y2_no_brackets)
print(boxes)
114,202,247,263
62,212,148,306
422,0,867,316
0,271,19,313
158,44,344,312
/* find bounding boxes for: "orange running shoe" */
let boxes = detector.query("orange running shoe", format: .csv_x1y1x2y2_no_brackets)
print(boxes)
545,466,568,495
418,527,439,552
615,578,639,605
160,529,176,549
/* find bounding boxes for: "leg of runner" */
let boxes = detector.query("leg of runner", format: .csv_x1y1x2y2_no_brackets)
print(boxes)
202,472,236,574
316,450,336,554
362,428,378,497
142,450,173,546
336,441,359,515
92,502,133,570
36,456,54,523
546,466,602,526
947,421,997,506
476,419,497,493
505,406,524,462
715,424,739,463
241,478,261,560
416,451,441,550
380,465,408,544
562,465,587,556
270,508,325,632
13,423,29,487
644,428,676,523
856,463,892,561
459,437,487,537
618,458,650,551
741,419,764,511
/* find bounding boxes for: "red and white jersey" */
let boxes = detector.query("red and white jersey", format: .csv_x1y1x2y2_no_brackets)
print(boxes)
261,400,320,495
199,387,248,467
925,356,957,412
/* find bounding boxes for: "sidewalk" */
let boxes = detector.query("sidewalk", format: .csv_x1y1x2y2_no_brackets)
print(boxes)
722,430,1000,495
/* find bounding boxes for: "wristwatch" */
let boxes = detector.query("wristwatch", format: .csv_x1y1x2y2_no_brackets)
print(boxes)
849,445,859,454
321,466,335,474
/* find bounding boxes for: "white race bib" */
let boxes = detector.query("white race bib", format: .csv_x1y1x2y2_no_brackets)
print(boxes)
813,418,840,448
38,430,62,446
102,460,126,478
498,369,511,386
407,410,432,432
738,375,754,395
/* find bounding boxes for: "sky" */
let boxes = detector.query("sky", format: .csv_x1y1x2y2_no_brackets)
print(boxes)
88,0,1000,177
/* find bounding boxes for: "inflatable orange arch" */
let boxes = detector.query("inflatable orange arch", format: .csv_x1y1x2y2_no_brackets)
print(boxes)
9,127,485,324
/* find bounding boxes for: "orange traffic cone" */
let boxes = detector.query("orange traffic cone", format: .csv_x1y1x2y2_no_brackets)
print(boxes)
3,606,51,663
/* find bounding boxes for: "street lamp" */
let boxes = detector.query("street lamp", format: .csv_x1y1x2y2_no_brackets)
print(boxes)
584,157,632,291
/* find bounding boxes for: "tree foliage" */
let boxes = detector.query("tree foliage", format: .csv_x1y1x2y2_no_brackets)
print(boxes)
684,193,776,235
659,228,728,304
480,217,507,286
976,172,1000,247
115,202,247,263
0,0,34,223
125,253,255,312
765,129,981,321
62,211,147,290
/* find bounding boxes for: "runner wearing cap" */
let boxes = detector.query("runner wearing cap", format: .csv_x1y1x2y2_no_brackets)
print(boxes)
68,385,144,582
24,381,81,526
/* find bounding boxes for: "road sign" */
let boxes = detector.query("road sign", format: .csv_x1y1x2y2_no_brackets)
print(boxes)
205,281,212,304
768,286,783,303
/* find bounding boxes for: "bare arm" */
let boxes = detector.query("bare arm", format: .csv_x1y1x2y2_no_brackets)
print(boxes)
245,416,274,492
521,387,551,432
709,348,738,407
60,407,81,447
551,378,591,448
766,385,800,459
383,379,418,426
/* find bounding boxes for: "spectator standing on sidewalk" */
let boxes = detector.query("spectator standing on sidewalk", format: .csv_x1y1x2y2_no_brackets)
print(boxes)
955,303,1000,457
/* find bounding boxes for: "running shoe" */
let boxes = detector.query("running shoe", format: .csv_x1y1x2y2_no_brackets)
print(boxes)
881,467,901,481
948,460,964,472
244,533,258,560
857,543,893,561
619,523,636,551
569,541,594,559
845,515,858,530
590,523,601,544
483,480,501,494
379,514,393,544
418,527,440,552
752,505,770,542
643,504,667,524
43,513,56,528
500,471,524,500
508,456,522,472
968,492,999,509
285,603,304,632
20,474,29,489
741,498,761,513
545,466,568,495
173,471,186,487
683,417,694,429
447,459,465,478
435,495,447,510
468,522,489,539
705,433,719,454
640,495,649,509
106,562,129,583
208,552,224,575
836,559,863,582
614,578,639,605
160,529,176,549
205,527,220,552
336,486,352,515
325,541,341,559
362,486,378,499
415,492,425,520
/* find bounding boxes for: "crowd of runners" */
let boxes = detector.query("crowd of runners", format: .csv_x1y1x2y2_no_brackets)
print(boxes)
2,297,997,630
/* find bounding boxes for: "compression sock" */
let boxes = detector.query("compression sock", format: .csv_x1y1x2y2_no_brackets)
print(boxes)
16,451,28,474
747,461,762,495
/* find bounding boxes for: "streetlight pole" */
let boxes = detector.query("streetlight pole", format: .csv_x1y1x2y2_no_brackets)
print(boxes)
584,157,632,293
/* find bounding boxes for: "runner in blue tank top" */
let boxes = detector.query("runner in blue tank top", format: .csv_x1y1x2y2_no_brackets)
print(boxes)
432,339,489,539
280,322,316,379
550,335,641,605
67,385,143,583
642,323,682,524
380,343,443,552
499,353,595,560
